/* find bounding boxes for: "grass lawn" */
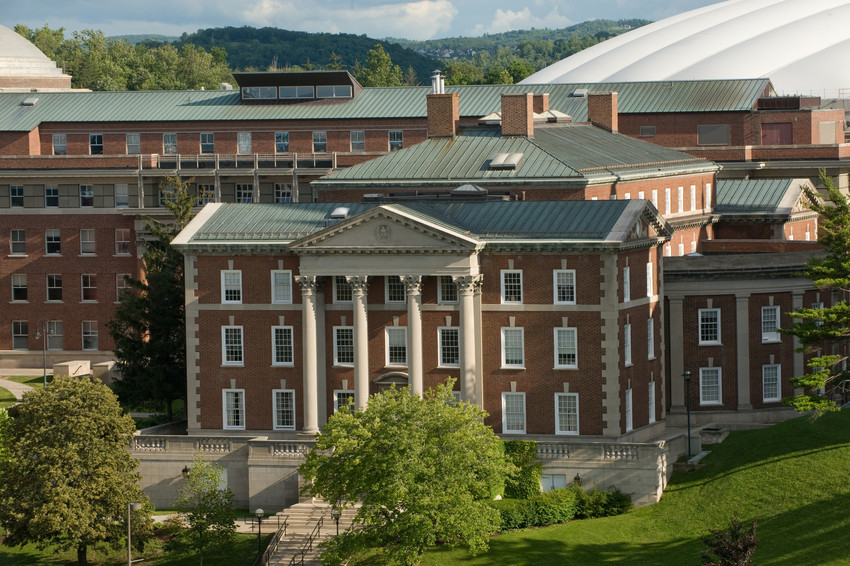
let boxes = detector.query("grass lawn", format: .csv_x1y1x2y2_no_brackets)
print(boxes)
5,374,47,388
0,386,15,409
411,410,850,566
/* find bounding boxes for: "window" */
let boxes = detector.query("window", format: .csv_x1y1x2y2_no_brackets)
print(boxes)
350,130,365,152
677,187,683,213
280,85,314,99
46,274,62,301
11,274,27,301
79,185,94,207
623,266,630,302
665,188,671,215
761,364,782,402
45,229,61,255
242,86,277,99
624,323,632,366
312,131,327,153
501,270,522,304
115,183,129,207
222,326,243,365
274,183,292,203
275,132,289,153
553,270,576,304
272,326,294,366
646,262,653,297
82,321,98,350
705,183,712,209
555,392,579,435
762,122,793,145
625,388,633,432
334,326,354,365
386,277,405,304
651,189,658,209
762,306,781,342
639,125,656,137
163,133,177,154
389,130,403,151
385,327,407,366
502,392,526,434
691,185,696,211
334,390,354,412
196,184,214,205
10,185,23,207
316,85,352,98
89,134,103,155
699,308,721,345
221,270,242,304
52,134,66,155
438,327,459,367
47,320,63,350
80,229,95,254
648,381,656,424
273,389,296,430
501,327,525,368
235,184,253,203
45,185,59,207
554,327,578,369
10,229,25,255
540,474,568,492
334,276,352,303
223,389,245,430
200,133,215,154
271,270,293,304
126,133,140,154
237,132,252,154
438,276,457,304
697,124,730,145
813,302,824,326
115,228,130,255
12,321,28,350
700,367,722,405
81,274,97,301
116,273,130,301
647,317,655,359
678,243,685,257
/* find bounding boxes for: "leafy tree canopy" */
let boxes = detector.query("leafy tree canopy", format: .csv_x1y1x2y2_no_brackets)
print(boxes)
357,43,404,87
0,377,152,566
300,380,514,565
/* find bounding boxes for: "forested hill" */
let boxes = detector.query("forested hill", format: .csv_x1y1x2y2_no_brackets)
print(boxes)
174,27,441,84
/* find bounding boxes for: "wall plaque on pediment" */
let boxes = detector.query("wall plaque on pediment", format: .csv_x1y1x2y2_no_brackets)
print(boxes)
375,223,392,242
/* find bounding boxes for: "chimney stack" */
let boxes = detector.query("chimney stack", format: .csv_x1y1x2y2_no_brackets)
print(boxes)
587,92,618,133
427,93,459,138
501,93,534,138
533,93,549,114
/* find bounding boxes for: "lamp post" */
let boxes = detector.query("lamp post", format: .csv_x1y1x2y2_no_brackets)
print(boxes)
683,370,692,458
127,502,142,566
254,508,264,554
331,506,342,536
181,466,190,479
33,318,53,387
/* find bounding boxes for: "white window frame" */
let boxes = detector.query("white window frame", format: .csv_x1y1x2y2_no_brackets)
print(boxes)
312,131,327,153
223,389,245,430
81,273,97,302
45,184,59,207
237,132,252,154
651,189,658,209
80,184,94,207
500,327,525,368
624,323,632,366
10,185,23,208
438,327,460,367
82,321,98,351
126,133,140,154
12,320,28,350
389,130,403,151
333,390,355,412
350,130,365,152
273,389,296,430
333,326,354,366
221,270,242,304
115,228,130,255
46,274,62,301
271,270,293,304
647,317,655,360
163,133,177,154
222,326,244,366
699,308,721,345
45,229,61,255
11,273,27,302
762,306,781,343
648,381,656,424
385,276,406,304
47,320,63,350
334,276,352,303
625,388,633,432
554,327,578,369
52,133,66,155
10,229,25,255
500,269,523,304
114,183,129,207
665,188,671,215
197,184,215,205
385,327,408,367
80,229,95,255
705,183,712,209
116,273,130,302
200,132,215,154
271,326,294,367
677,186,683,213
235,183,253,203
274,183,292,203
623,266,630,302
501,392,526,434
553,269,576,304
690,185,696,211
89,133,103,155
275,132,289,153
438,276,457,304
699,367,722,405
762,364,781,402
554,392,579,435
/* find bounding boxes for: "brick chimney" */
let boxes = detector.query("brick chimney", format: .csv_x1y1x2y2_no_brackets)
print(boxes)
587,92,618,133
533,93,549,114
427,93,459,138
501,93,534,138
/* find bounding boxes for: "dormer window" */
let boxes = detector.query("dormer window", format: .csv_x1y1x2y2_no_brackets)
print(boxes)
242,86,277,99
235,71,361,104
280,86,315,99
317,85,352,98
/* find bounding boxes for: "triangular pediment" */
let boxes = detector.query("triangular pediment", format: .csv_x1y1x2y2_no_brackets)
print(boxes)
290,206,481,253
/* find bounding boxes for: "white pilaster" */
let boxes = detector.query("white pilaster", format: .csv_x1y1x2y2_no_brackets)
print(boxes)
347,275,370,410
454,275,481,406
296,276,320,433
401,276,424,397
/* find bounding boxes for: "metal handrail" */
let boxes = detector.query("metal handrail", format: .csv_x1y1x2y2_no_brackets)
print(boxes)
287,516,324,566
252,515,288,566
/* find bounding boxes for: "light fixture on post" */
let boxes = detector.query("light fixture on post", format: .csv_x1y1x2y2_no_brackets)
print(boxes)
683,370,692,458
33,318,54,388
254,508,265,554
573,473,582,487
181,466,190,479
331,506,342,536
127,501,142,566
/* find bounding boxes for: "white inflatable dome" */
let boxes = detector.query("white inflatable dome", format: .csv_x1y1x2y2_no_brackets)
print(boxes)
521,0,850,97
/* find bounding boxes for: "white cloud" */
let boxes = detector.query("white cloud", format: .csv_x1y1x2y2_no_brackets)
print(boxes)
472,7,571,36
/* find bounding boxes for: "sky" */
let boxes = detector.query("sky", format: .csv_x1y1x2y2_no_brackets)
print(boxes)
2,0,719,41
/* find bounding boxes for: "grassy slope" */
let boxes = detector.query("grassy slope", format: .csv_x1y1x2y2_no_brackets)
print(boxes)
420,411,850,566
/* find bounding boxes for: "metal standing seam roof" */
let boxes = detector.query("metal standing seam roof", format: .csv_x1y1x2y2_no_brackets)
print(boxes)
0,79,771,132
715,178,798,211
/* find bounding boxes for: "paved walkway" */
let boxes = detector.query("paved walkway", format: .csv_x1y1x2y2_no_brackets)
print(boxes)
0,378,35,401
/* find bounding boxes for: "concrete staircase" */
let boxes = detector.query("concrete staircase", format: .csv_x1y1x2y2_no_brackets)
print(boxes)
265,502,358,566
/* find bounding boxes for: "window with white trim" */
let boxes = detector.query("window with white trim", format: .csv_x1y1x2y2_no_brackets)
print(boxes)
700,367,722,405
334,326,354,365
623,266,630,302
646,262,653,297
389,130,403,151
691,185,696,211
272,326,294,366
81,274,97,301
222,326,243,365
115,228,130,255
501,270,522,304
699,308,721,345
648,381,656,424
678,243,685,256
80,185,94,207
46,274,62,301
705,183,712,209
385,327,407,366
541,474,568,492
386,277,405,304
438,327,459,367
624,323,632,366
12,321,28,350
10,229,25,255
762,306,781,342
274,183,292,203
52,134,66,155
80,229,95,255
47,320,62,350
677,186,683,213
554,269,576,304
271,270,292,304
647,317,655,359
235,184,253,203
197,184,215,205
11,274,26,301
10,185,23,208
223,389,245,430
89,134,103,155
45,229,61,255
221,270,242,304
163,133,177,154
115,183,129,207
651,189,658,209
554,392,579,435
438,276,457,304
813,302,824,326
665,188,671,215
275,132,289,153
501,327,525,368
273,389,296,430
116,273,130,301
312,131,327,153
334,276,352,303
82,321,98,350
237,132,252,154
625,388,633,432
45,185,59,207
502,392,526,434
350,130,365,152
126,133,140,154
334,390,354,412
554,327,577,369
200,132,215,154
763,364,780,402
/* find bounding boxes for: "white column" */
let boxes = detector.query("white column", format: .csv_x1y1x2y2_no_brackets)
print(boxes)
401,276,424,397
454,275,481,406
347,276,370,410
296,276,320,433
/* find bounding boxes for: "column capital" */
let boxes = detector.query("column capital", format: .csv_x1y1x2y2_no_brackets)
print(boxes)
296,275,323,295
345,275,369,294
453,274,482,294
400,275,423,295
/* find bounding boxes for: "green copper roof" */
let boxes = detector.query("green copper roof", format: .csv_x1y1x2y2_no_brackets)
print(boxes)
0,79,771,132
715,178,804,213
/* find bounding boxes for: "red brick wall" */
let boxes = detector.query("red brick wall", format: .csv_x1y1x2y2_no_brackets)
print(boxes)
588,92,618,133
426,94,459,138
500,93,534,138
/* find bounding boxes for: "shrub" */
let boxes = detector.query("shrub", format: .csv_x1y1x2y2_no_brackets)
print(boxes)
572,484,633,519
527,489,577,527
489,498,530,531
503,440,542,499
701,513,758,566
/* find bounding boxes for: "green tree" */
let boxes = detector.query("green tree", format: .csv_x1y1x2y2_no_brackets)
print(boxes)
300,380,513,566
0,377,152,566
108,175,195,420
701,513,758,566
169,453,237,566
357,43,403,87
784,170,850,415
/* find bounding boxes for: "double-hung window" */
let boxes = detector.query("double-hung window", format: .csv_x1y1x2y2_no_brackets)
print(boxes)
501,327,525,368
647,317,655,359
334,276,352,303
45,229,61,255
350,130,365,152
274,183,292,203
438,276,457,304
553,270,576,304
126,133,140,154
237,132,252,154
44,184,59,207
272,326,294,366
115,184,129,207
80,229,95,254
334,326,354,365
502,392,526,434
334,390,355,413
624,323,632,366
623,266,630,302
625,389,633,431
763,364,781,402
200,133,215,154
389,130,403,151
275,132,289,153
221,270,242,304
52,134,67,155
46,274,62,301
10,229,25,255
501,270,522,304
554,393,579,435
10,185,23,208
699,367,722,405
648,381,656,423
116,274,130,301
271,270,293,304
81,274,97,301
235,184,253,203
385,327,407,366
12,321,28,350
115,228,130,255
312,131,327,153
223,389,245,429
438,327,460,367
163,133,177,154
699,308,720,345
273,389,296,430
554,327,577,369
646,262,653,297
47,321,63,350
385,277,405,304
82,321,98,350
89,134,103,155
762,306,781,342
197,184,215,205
11,274,27,301
222,326,244,365
80,185,94,207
